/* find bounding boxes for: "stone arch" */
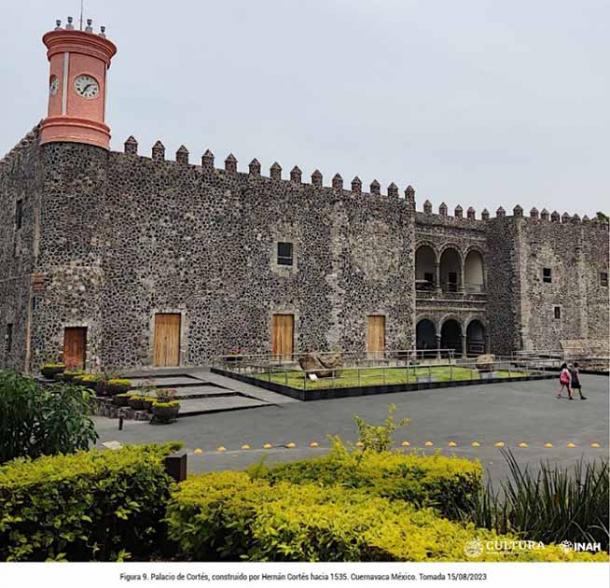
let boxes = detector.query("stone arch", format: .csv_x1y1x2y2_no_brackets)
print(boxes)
439,245,462,292
466,319,486,356
440,315,463,356
415,243,438,291
416,317,437,354
464,248,485,293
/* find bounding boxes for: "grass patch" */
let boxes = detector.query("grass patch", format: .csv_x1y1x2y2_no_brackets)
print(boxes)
253,366,526,390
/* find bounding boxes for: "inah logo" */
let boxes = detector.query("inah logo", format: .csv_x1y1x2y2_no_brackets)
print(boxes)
464,540,484,558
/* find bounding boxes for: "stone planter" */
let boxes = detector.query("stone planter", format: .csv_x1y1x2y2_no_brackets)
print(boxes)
128,396,154,411
151,402,180,424
40,364,65,379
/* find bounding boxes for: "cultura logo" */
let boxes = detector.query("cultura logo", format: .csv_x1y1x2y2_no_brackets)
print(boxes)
464,540,484,558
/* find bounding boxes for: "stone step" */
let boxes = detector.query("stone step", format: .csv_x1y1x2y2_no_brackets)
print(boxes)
162,385,239,399
130,376,222,389
177,396,271,416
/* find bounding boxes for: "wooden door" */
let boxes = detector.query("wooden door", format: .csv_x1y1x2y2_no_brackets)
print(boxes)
63,327,87,370
367,315,385,360
154,313,181,367
272,314,294,361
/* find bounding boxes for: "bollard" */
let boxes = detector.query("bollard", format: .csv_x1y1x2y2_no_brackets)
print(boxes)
118,415,124,431
164,450,188,482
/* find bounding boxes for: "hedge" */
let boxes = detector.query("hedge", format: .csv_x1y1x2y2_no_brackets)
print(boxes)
254,447,483,519
0,443,180,561
166,471,606,562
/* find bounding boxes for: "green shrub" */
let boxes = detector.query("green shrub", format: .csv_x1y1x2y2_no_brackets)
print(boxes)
0,443,180,561
0,371,98,463
166,471,605,562
40,363,65,379
73,373,101,390
461,450,610,550
255,443,483,520
354,404,409,452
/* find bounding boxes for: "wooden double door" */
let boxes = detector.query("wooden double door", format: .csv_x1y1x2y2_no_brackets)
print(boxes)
154,313,181,367
272,314,294,361
367,315,385,359
63,327,87,370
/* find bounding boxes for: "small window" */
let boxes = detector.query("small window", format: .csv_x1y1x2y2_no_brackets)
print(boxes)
601,272,608,287
15,200,23,230
5,324,13,355
543,268,552,283
553,306,561,320
277,242,293,266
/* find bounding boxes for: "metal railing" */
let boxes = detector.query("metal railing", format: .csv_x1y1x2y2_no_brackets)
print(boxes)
233,356,543,392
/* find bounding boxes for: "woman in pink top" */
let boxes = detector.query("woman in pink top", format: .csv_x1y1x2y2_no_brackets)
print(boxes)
556,362,573,399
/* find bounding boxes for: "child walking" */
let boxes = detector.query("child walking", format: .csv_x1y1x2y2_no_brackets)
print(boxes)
569,362,586,399
556,362,573,399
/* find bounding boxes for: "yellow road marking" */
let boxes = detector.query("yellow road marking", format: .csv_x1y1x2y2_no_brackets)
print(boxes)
309,441,319,448
216,446,226,452
518,442,528,448
241,444,251,450
471,441,481,447
495,442,505,448
448,441,457,447
286,442,296,449
356,441,364,448
544,443,553,448
591,443,601,448
566,442,576,448
263,443,273,449
193,448,203,455
401,441,410,447
424,441,434,447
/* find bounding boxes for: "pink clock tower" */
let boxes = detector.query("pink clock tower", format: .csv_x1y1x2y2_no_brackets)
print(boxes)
40,17,117,150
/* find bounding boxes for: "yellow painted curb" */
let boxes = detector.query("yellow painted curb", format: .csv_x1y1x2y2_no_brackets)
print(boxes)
216,446,226,452
241,444,251,450
424,441,434,447
448,441,457,447
309,441,319,448
495,442,505,448
471,441,481,447
263,443,273,449
566,442,576,448
591,443,601,448
193,448,203,455
544,443,553,448
401,441,410,447
286,442,296,449
518,442,528,448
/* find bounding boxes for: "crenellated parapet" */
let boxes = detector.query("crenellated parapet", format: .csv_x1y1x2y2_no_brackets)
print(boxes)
114,137,418,203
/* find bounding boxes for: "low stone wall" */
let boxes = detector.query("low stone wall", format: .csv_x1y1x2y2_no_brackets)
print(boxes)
90,397,151,421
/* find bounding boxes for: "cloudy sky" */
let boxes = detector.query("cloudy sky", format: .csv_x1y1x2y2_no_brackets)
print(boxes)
1,0,608,216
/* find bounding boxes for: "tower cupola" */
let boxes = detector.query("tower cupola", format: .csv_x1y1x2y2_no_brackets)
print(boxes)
40,17,117,150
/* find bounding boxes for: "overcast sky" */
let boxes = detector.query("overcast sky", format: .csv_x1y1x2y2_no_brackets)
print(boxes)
1,0,608,216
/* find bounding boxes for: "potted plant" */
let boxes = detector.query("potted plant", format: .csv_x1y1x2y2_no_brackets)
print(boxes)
113,391,134,407
74,373,101,391
62,369,84,383
104,378,132,396
128,393,154,411
151,400,180,424
40,363,65,379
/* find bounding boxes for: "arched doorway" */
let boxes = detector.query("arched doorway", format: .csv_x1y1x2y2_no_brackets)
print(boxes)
466,320,486,356
439,248,461,292
416,319,437,357
440,319,462,356
464,250,484,293
415,245,436,291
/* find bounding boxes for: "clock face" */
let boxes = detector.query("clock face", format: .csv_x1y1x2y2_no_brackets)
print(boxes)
49,76,58,96
74,75,100,99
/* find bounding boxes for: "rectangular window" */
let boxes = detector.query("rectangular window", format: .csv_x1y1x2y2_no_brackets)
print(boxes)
554,306,561,320
15,200,23,230
448,272,458,292
424,272,434,284
277,242,293,266
601,272,608,287
543,268,552,283
5,323,13,355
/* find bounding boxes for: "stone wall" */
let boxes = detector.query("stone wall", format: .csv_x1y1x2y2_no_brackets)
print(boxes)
0,125,42,371
24,142,416,370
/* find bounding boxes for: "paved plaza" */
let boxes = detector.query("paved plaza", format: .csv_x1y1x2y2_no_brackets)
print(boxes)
95,373,609,482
